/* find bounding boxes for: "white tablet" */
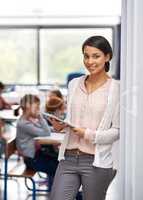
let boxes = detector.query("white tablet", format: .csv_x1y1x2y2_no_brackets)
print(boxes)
43,112,74,128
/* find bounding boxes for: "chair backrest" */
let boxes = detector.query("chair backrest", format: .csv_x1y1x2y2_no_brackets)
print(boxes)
0,138,5,157
5,139,16,159
66,72,84,86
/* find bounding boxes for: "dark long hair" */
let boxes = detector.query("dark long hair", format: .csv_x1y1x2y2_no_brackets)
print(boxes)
82,36,113,72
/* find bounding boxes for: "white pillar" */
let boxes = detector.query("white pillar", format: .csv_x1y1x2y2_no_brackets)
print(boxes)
121,0,143,199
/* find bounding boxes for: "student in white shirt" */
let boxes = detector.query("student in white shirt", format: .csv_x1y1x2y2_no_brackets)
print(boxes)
50,36,120,200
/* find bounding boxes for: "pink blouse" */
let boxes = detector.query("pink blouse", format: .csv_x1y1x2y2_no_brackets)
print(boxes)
66,77,112,155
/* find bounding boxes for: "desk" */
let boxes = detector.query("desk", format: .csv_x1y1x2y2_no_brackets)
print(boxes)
34,132,65,145
1,131,16,200
0,110,18,122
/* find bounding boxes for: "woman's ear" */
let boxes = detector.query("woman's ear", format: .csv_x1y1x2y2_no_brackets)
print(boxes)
105,53,110,62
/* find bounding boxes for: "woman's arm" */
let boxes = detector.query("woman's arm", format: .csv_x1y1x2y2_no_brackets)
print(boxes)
84,103,120,145
94,103,119,144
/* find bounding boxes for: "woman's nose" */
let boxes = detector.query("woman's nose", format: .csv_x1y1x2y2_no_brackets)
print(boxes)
87,58,94,64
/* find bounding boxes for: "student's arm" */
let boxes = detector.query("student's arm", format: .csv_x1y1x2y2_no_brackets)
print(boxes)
0,96,11,109
18,116,51,137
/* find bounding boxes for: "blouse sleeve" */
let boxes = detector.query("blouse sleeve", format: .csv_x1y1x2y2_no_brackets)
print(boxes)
84,104,119,144
94,102,119,144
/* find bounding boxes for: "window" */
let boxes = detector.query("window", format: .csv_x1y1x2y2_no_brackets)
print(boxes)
0,29,37,84
40,28,112,84
0,27,113,85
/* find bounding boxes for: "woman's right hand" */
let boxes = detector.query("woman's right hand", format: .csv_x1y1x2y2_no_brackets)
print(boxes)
48,118,67,132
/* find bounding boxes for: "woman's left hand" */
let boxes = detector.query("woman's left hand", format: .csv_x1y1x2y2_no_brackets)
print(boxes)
71,127,85,137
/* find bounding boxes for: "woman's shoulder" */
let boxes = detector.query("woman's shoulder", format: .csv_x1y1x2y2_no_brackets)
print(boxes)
110,79,120,101
111,79,120,90
68,75,85,88
111,78,120,84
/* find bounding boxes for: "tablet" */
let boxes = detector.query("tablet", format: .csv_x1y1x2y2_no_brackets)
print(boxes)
42,112,74,128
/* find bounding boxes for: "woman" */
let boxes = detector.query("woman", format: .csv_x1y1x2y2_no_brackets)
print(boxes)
16,94,58,176
50,36,120,200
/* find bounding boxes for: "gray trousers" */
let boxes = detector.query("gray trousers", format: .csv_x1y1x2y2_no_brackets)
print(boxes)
50,154,116,200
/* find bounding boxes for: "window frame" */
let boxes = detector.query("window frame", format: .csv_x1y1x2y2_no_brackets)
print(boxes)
0,24,120,86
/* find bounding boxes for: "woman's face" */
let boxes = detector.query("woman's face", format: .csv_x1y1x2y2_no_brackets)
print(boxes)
83,45,110,75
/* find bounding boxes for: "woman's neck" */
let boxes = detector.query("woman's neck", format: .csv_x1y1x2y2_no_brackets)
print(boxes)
85,71,110,93
86,71,109,85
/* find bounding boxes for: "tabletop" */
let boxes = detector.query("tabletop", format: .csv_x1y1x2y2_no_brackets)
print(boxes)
34,132,65,145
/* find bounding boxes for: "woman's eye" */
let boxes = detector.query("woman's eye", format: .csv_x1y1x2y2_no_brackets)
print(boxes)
93,55,100,59
84,54,100,59
84,55,88,59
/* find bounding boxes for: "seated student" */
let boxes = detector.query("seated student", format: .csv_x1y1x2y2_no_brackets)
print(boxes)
45,96,66,120
45,96,66,132
16,94,58,177
0,82,12,110
0,81,18,110
48,89,63,100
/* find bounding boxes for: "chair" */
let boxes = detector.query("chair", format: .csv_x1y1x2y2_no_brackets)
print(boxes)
0,138,5,158
0,138,52,200
66,72,84,86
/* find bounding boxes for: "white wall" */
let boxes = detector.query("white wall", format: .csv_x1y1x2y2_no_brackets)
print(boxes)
121,0,143,199
0,1,121,28
0,0,121,17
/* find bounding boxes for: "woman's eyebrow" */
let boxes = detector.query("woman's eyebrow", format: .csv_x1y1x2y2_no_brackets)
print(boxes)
84,53,100,56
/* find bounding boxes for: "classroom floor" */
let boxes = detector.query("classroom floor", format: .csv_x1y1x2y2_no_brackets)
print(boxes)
0,173,119,200
0,155,119,200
